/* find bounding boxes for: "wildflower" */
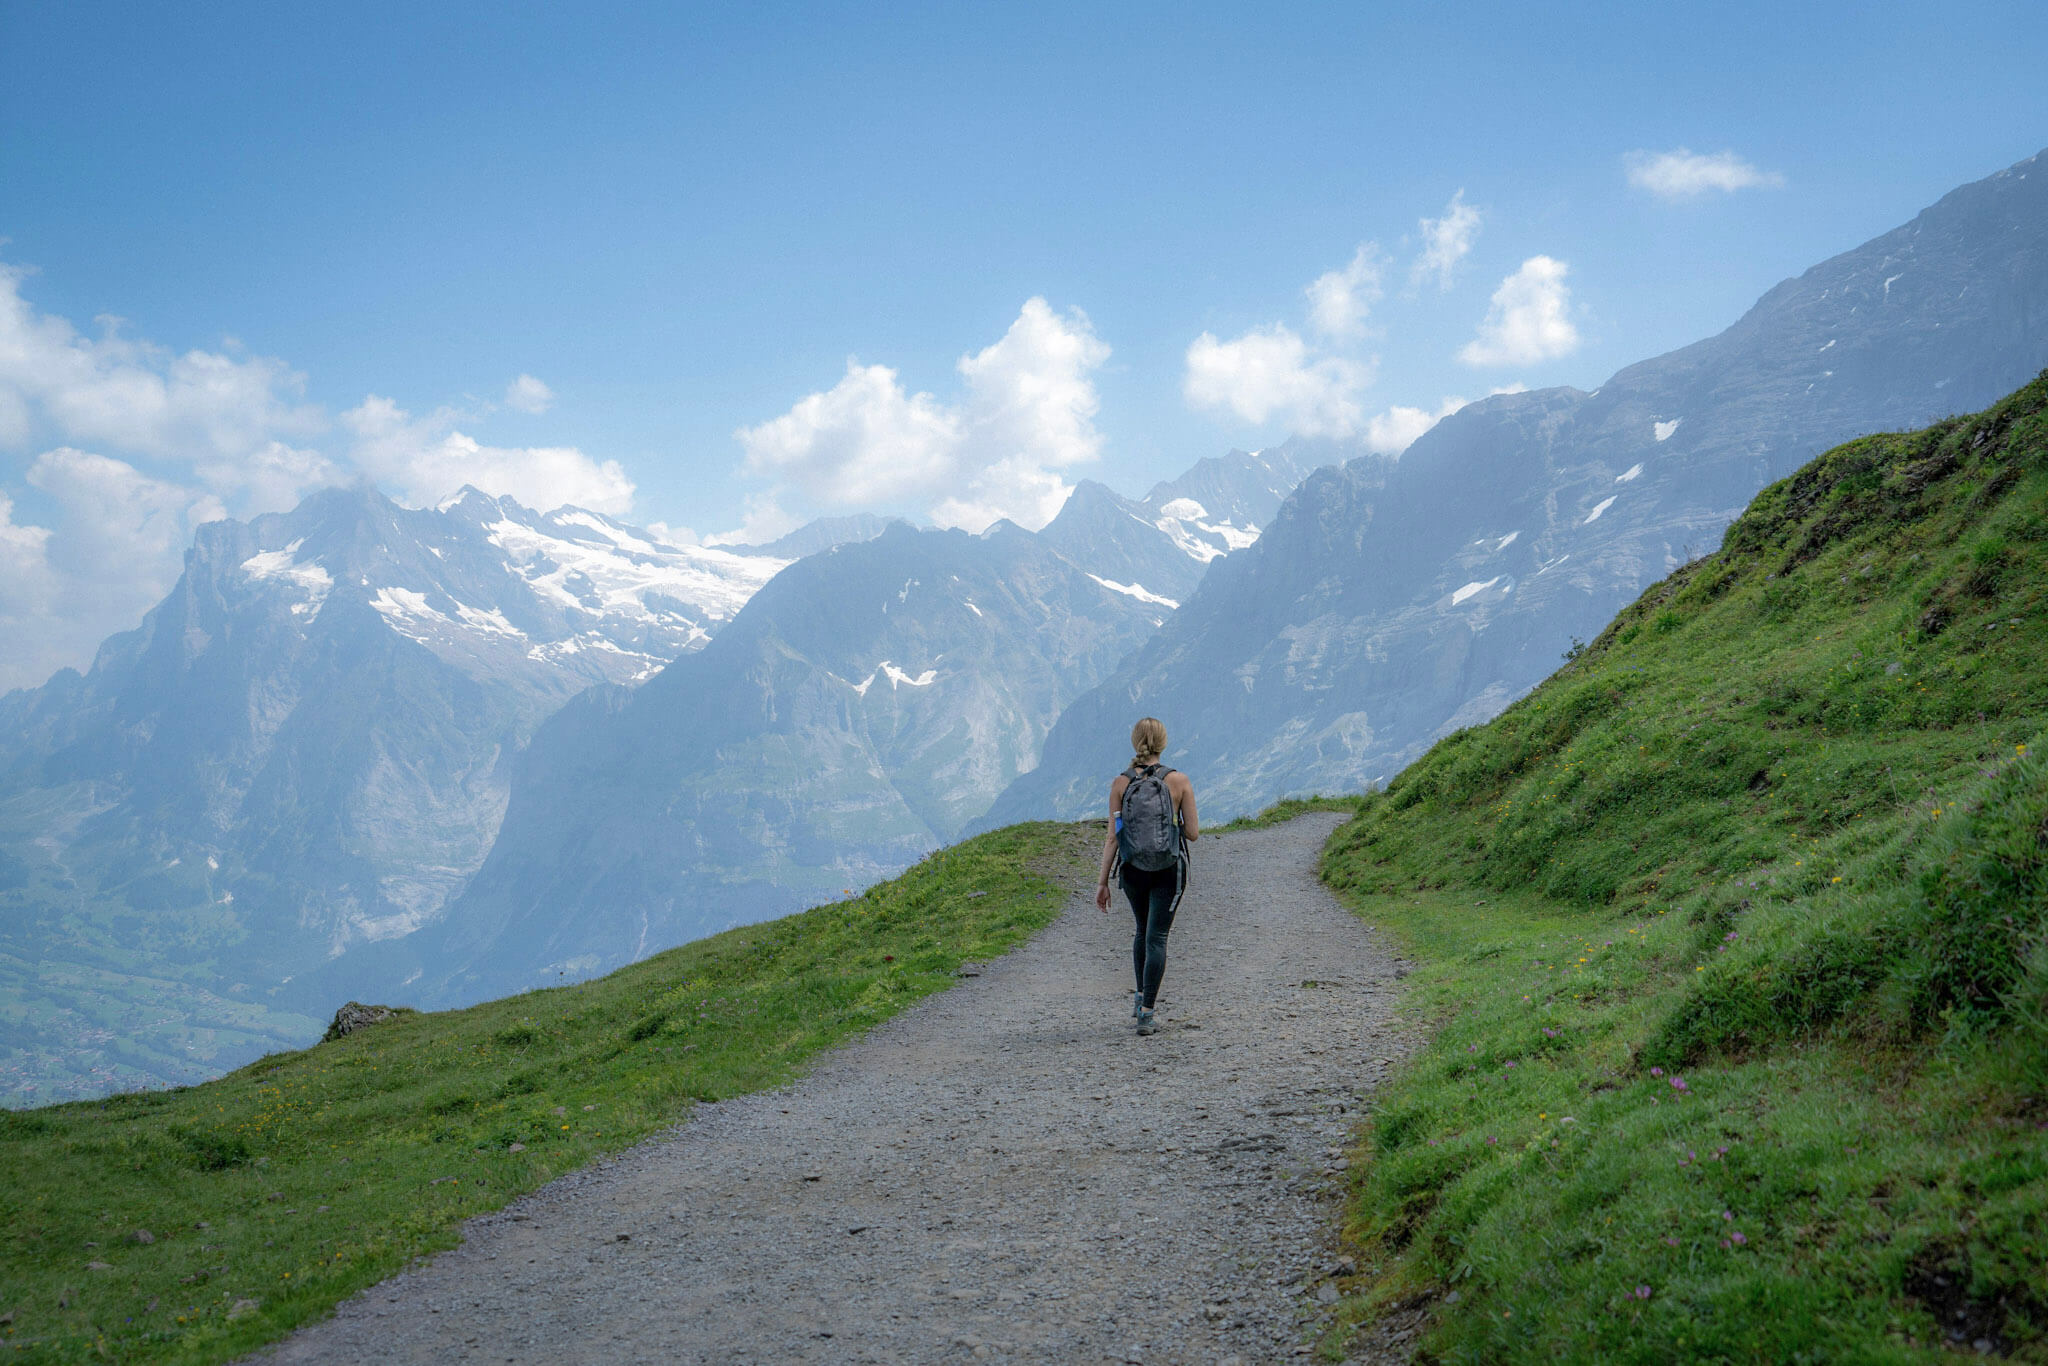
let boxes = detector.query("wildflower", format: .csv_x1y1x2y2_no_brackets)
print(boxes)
1670,1077,1689,1093
1651,1067,1664,1077
1731,1231,1747,1245
1487,1136,1497,1144
1634,1285,1652,1300
1542,1028,1557,1037
1723,932,1738,942
1722,1210,1733,1221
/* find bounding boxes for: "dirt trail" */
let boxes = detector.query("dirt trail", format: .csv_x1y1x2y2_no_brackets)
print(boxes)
261,813,1418,1365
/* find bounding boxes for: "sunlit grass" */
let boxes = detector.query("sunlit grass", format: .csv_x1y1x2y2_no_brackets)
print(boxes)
1316,376,2048,1361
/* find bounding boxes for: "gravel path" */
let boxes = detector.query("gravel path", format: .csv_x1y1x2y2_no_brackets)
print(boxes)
261,813,1419,1365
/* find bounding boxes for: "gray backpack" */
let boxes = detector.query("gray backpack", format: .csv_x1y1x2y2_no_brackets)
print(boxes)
1116,763,1184,872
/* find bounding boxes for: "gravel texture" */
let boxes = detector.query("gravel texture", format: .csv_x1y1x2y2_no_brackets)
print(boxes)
260,813,1419,1365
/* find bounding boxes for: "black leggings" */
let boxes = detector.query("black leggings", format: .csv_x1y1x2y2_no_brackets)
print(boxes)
1121,861,1186,1009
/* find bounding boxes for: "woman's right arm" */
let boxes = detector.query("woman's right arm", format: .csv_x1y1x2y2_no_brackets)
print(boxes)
1095,775,1126,911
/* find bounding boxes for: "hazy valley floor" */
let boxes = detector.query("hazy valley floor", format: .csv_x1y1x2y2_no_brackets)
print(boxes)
256,813,1417,1365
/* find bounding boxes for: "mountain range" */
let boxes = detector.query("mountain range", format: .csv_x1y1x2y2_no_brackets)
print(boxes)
6,148,2048,1103
987,145,2048,826
0,448,1310,1099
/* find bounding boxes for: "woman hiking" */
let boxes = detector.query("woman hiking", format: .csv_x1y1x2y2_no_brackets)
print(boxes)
1094,717,1199,1036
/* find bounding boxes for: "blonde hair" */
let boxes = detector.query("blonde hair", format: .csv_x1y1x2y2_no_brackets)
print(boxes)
1131,717,1167,765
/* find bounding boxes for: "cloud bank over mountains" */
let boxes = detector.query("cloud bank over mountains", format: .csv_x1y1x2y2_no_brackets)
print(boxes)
0,264,619,690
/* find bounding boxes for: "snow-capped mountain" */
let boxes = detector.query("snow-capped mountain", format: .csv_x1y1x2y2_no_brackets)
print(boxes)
0,449,1322,1098
1038,444,1328,610
412,519,1174,1003
0,485,785,1102
987,146,2048,826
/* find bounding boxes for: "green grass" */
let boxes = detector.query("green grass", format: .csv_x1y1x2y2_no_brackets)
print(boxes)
1315,375,2048,1362
0,821,1090,1364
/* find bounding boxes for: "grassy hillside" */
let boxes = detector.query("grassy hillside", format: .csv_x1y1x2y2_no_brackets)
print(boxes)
1318,375,2048,1361
0,822,1089,1364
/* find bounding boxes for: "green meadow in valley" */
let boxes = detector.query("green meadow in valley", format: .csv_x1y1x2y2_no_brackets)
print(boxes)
1314,375,2048,1361
0,823,1091,1364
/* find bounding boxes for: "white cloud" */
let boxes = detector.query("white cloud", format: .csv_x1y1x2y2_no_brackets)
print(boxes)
1362,397,1468,454
702,493,801,548
1183,324,1370,437
0,450,228,692
0,265,328,510
1414,190,1481,290
1306,244,1386,340
1625,148,1785,200
343,395,634,515
1458,257,1580,367
736,298,1109,533
504,373,555,414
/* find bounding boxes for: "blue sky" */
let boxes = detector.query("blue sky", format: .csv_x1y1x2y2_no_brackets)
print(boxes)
2,0,2045,684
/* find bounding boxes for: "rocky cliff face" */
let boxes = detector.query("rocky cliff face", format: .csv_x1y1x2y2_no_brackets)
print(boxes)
989,147,2048,825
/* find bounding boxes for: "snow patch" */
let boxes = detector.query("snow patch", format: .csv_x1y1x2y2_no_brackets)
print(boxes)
1653,419,1681,442
1584,496,1618,524
964,600,983,618
1884,273,1902,297
1089,574,1181,609
1616,463,1643,483
881,661,937,688
484,516,785,632
1451,577,1502,606
1158,497,1209,521
240,545,334,620
1494,530,1520,550
1818,339,1835,352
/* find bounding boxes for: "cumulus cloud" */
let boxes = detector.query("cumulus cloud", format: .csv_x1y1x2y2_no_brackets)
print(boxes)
1306,244,1386,340
343,395,634,515
1458,257,1580,367
1362,397,1469,454
1625,148,1785,200
736,298,1109,532
1183,324,1370,438
0,265,331,511
504,373,555,414
1413,191,1481,290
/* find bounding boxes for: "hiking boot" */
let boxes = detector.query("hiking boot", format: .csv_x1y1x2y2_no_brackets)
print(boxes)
1136,1009,1159,1036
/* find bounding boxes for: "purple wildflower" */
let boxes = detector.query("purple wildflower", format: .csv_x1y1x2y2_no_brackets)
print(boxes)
1634,1285,1652,1300
1731,1231,1747,1246
1670,1076,1689,1093
1650,1067,1664,1078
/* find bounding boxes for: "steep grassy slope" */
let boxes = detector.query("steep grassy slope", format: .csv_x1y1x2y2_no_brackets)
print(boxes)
1317,375,2048,1361
0,822,1089,1364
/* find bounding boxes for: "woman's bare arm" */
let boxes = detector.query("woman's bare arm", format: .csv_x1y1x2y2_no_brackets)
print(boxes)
1170,771,1200,842
1095,775,1128,910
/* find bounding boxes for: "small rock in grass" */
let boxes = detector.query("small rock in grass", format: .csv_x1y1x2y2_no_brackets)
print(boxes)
86,1261,112,1271
131,1229,155,1245
507,1143,526,1153
228,1298,260,1321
